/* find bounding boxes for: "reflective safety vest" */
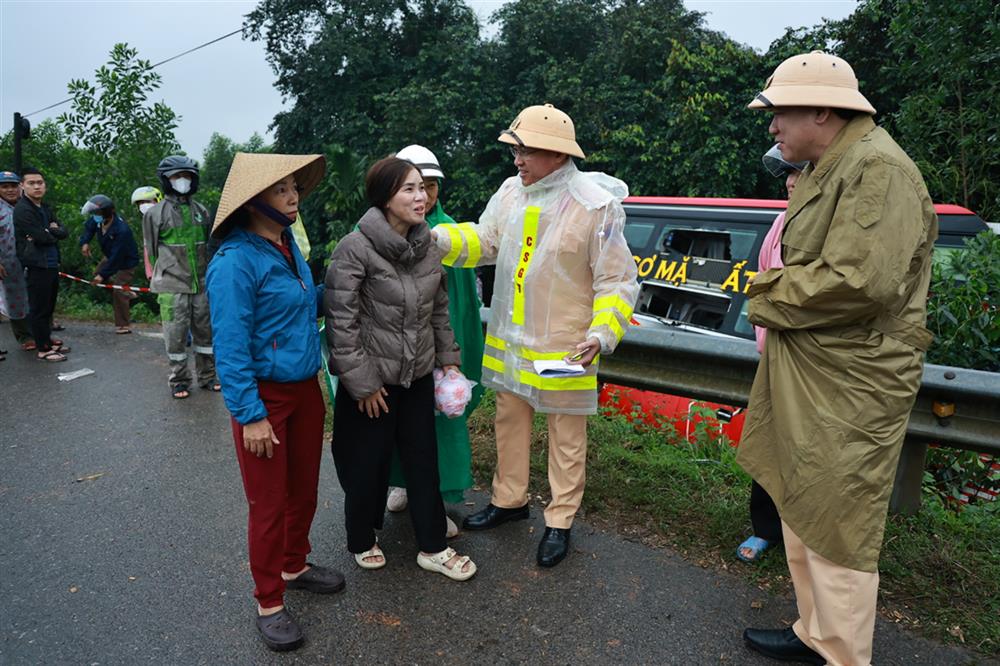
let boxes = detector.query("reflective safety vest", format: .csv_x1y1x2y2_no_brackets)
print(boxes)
434,161,638,414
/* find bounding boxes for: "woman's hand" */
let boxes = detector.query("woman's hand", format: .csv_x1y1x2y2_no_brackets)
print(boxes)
566,337,601,368
358,387,389,419
243,418,280,458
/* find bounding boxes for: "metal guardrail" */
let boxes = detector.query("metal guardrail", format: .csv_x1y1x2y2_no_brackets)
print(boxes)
597,326,1000,513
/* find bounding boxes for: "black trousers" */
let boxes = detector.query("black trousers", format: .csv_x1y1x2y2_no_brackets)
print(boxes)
750,479,782,542
25,267,59,350
331,373,447,555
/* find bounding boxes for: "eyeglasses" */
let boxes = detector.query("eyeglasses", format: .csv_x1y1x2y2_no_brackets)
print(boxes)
508,146,539,159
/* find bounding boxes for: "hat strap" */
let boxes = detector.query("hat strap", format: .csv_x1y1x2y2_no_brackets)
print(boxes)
500,129,525,147
249,199,295,228
407,161,441,173
754,93,774,108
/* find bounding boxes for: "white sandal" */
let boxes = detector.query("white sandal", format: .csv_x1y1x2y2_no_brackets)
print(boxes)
446,516,459,539
416,547,477,581
354,541,386,570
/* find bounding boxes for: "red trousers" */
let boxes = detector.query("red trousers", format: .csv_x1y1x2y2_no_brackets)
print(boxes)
231,377,325,608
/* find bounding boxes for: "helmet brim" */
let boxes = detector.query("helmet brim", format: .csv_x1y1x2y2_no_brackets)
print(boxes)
748,84,875,114
498,129,586,160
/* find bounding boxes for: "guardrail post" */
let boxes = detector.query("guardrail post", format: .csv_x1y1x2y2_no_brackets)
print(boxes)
889,438,928,515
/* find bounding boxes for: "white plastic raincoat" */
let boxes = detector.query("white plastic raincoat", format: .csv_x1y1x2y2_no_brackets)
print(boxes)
434,160,638,414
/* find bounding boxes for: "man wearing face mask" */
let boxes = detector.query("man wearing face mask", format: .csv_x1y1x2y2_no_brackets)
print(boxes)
142,155,219,399
79,195,140,334
130,185,162,279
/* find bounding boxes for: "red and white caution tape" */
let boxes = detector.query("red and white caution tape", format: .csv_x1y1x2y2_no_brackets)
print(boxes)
59,271,151,293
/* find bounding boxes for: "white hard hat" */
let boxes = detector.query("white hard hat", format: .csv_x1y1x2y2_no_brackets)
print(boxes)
396,144,444,179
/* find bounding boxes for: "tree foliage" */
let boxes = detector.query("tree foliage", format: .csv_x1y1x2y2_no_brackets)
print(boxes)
199,132,272,213
247,0,999,238
1,44,180,294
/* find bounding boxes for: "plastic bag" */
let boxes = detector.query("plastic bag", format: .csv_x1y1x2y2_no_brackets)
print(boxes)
433,367,477,418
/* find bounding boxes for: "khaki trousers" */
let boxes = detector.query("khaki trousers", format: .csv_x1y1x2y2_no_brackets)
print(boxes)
491,391,587,529
782,520,879,666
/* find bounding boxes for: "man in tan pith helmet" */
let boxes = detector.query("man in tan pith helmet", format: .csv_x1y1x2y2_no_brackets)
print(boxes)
738,51,937,666
431,104,639,567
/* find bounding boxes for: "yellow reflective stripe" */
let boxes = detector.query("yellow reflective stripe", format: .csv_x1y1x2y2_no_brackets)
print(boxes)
458,223,481,268
484,334,587,361
482,354,504,373
512,206,540,325
485,334,506,350
518,370,597,391
482,353,597,391
524,350,573,361
591,310,626,341
442,225,463,266
593,294,634,320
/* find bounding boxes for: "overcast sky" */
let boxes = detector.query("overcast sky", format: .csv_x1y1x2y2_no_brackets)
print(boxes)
1,0,856,163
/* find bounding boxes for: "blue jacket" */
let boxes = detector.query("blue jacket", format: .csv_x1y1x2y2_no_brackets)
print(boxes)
207,227,322,425
80,215,140,279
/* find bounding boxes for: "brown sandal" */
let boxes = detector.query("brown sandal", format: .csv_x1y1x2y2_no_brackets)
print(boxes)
37,350,67,362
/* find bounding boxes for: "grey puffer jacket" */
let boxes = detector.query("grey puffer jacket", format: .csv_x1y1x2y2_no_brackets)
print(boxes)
325,207,462,401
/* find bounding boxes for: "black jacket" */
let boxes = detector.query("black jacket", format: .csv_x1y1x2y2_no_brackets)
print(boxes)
13,196,67,268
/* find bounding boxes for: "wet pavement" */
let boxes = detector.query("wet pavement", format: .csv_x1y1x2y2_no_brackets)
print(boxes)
0,321,991,665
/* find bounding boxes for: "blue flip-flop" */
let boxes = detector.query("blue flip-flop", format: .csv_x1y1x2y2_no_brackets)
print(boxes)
736,535,772,563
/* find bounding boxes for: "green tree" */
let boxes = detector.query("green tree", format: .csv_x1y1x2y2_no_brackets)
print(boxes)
885,0,999,222
199,132,271,213
50,43,181,277
766,0,1000,221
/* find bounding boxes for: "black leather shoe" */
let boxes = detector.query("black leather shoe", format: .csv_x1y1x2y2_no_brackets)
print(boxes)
743,627,825,665
536,527,571,567
462,503,529,530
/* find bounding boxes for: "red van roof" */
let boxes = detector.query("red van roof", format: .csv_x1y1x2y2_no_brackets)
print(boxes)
624,196,976,216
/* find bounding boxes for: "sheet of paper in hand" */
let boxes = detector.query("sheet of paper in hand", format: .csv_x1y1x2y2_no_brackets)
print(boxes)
532,359,586,377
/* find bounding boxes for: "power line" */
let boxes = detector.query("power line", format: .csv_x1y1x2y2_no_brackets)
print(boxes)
23,28,243,118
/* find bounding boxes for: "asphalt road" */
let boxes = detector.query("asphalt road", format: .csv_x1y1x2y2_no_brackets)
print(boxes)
0,321,992,665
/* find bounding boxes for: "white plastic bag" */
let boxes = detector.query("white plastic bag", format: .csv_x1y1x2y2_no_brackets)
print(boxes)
433,367,476,418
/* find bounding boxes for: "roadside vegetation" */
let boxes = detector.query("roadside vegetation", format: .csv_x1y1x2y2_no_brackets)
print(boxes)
467,392,999,656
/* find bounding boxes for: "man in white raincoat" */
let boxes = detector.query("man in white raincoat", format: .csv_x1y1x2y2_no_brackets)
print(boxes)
432,104,638,567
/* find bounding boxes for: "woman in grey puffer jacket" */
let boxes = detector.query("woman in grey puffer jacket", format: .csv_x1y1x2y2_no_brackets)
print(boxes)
324,157,476,581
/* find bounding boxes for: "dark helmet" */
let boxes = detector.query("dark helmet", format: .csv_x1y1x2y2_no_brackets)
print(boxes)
81,194,115,217
157,155,201,195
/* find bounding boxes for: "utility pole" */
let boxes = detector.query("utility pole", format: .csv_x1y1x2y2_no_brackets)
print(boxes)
13,112,30,174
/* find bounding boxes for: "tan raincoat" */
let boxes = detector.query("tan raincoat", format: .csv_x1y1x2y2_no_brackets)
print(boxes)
433,160,639,414
737,116,938,572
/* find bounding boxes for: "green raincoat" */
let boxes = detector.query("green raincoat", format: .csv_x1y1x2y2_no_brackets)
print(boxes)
386,202,485,502
737,116,937,572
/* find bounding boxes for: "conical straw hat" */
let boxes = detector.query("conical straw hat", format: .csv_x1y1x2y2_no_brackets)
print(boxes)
211,152,326,238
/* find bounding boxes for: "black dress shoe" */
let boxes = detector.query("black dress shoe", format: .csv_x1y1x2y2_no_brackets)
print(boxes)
462,503,529,530
536,527,571,567
743,627,825,665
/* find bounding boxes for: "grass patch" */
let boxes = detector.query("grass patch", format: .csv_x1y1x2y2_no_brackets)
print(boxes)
468,390,999,656
55,283,159,324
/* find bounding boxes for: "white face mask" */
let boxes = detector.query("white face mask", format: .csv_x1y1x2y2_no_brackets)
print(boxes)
138,202,155,215
171,177,192,194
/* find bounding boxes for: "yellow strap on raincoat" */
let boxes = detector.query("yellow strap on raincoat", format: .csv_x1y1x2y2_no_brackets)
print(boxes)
593,294,634,321
482,349,597,391
511,206,540,325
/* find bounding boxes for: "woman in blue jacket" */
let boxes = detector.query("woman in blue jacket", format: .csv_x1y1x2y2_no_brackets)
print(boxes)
206,153,343,653
79,195,140,333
